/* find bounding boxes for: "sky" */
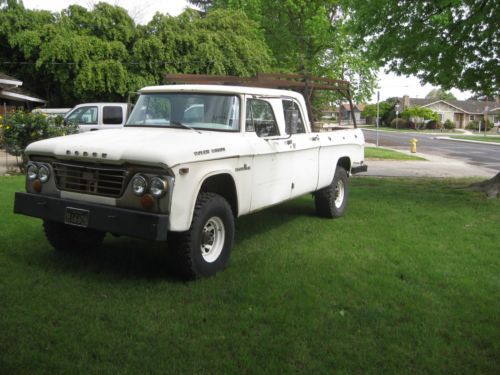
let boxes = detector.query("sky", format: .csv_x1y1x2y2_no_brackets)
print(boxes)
22,0,474,103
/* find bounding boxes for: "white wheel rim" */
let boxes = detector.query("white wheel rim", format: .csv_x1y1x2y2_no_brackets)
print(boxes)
200,216,225,263
334,179,345,208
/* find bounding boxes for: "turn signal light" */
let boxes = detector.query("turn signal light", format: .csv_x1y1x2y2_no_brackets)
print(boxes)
140,194,155,210
32,179,42,193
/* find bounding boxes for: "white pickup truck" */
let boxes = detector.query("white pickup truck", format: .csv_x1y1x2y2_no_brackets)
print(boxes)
64,102,129,132
14,84,367,279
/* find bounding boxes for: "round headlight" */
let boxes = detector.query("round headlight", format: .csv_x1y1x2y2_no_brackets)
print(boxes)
150,177,168,197
27,163,38,180
132,175,148,196
38,165,50,183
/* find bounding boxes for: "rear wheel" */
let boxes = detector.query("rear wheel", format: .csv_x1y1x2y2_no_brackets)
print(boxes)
314,166,349,218
168,193,234,279
43,220,105,252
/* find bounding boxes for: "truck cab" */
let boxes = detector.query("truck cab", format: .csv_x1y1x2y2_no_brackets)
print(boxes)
64,103,129,132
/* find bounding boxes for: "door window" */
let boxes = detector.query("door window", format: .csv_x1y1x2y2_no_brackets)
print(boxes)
246,99,279,137
66,106,98,125
103,106,123,125
282,100,305,134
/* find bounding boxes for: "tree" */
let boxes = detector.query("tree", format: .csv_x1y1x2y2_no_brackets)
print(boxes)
135,9,272,81
189,0,378,101
0,3,272,106
425,88,457,101
401,106,439,123
348,0,499,96
362,101,393,124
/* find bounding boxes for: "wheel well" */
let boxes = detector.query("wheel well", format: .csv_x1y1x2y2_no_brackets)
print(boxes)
337,157,351,173
199,174,238,216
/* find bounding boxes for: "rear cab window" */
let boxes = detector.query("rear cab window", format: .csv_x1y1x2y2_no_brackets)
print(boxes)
103,106,124,125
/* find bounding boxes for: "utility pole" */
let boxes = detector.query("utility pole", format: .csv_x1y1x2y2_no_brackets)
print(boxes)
484,103,489,137
376,90,380,147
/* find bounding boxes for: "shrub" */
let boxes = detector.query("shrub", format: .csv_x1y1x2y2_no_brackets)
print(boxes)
390,118,409,128
426,120,442,130
443,120,455,129
0,111,78,165
466,120,493,131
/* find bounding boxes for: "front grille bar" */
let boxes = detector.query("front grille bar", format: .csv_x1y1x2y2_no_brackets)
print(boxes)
52,162,127,198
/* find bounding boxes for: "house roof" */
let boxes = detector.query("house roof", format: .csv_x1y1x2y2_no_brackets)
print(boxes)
340,103,365,111
0,73,23,88
401,97,499,114
0,86,46,104
0,72,45,104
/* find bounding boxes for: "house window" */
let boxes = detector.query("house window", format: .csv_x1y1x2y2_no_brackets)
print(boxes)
470,115,475,121
438,114,443,122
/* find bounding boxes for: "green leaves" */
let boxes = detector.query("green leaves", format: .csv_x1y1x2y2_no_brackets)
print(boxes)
0,4,272,105
348,0,499,95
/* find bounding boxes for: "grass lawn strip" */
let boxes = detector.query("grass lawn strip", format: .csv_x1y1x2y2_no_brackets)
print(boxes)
0,176,498,373
365,146,426,160
450,135,500,144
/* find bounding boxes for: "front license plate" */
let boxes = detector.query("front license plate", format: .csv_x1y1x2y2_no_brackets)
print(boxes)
64,207,89,228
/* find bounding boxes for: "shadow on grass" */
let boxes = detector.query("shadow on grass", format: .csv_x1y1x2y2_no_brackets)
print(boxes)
24,198,317,281
31,236,180,282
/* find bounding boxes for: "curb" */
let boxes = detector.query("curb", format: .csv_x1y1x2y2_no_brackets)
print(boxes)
434,136,500,146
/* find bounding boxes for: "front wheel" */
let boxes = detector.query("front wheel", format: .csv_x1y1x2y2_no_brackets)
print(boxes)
314,166,349,218
168,193,235,279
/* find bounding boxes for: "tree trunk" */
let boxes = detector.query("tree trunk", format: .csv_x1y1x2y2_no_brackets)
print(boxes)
469,172,500,198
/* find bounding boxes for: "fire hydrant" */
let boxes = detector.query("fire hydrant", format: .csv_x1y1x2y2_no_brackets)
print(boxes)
409,138,418,153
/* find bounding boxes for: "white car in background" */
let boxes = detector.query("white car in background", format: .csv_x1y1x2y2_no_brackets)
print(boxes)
64,103,129,132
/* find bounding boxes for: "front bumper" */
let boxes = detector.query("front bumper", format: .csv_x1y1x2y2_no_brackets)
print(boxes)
351,164,368,174
14,192,169,241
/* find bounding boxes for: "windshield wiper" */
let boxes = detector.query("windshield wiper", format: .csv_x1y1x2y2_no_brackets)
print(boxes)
170,121,201,134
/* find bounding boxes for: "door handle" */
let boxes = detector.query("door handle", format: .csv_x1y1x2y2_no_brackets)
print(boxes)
311,135,320,141
90,128,98,131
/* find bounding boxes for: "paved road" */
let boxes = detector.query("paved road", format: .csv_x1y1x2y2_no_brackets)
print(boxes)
363,129,500,174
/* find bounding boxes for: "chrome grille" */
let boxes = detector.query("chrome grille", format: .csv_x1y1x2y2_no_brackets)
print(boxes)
53,162,127,198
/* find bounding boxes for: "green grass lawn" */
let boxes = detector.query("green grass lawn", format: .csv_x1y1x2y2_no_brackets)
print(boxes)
1,176,499,373
365,146,426,160
450,135,500,143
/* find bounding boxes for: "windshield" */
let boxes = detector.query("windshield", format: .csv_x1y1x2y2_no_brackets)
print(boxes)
126,93,240,132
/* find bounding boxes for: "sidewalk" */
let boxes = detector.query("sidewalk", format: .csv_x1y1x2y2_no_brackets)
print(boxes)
361,144,496,178
0,148,20,175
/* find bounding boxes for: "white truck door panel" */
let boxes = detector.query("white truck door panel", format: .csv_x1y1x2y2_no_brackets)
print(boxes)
289,133,320,197
249,137,293,210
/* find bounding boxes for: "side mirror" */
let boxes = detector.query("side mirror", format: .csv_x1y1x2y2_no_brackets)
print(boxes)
285,109,299,134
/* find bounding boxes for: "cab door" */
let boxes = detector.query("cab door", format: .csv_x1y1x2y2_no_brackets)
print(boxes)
283,99,320,197
246,99,294,211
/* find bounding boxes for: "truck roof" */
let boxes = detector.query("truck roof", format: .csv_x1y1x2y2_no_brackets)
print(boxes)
139,84,306,101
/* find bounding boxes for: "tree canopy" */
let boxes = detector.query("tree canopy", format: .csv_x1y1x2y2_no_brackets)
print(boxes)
0,1,272,106
425,88,457,101
189,0,378,101
349,0,499,96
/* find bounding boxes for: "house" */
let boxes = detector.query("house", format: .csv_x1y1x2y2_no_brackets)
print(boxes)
399,95,500,128
0,73,46,115
338,103,366,125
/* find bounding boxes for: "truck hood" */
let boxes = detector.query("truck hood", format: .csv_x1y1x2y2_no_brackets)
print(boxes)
25,128,250,168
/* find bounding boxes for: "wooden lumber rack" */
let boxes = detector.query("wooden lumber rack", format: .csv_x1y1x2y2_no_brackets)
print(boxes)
163,73,358,128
